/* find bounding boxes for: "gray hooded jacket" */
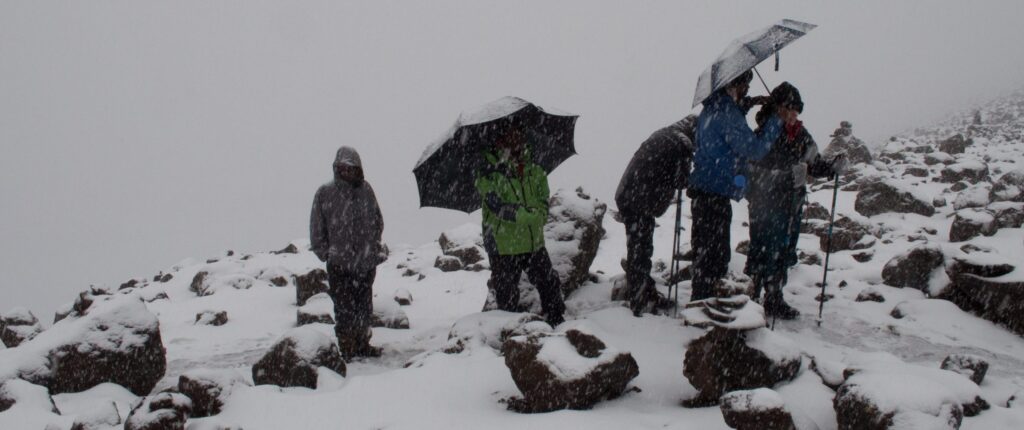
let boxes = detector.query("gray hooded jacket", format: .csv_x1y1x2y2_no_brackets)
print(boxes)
614,115,696,217
310,146,385,272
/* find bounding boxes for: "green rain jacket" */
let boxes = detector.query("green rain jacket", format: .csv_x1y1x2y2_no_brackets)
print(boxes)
475,148,549,256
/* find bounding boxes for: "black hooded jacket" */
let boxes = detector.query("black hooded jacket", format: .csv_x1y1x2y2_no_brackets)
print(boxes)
615,115,696,217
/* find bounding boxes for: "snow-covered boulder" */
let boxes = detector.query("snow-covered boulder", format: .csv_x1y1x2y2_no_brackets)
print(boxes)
293,268,329,307
194,310,228,327
0,294,166,396
834,359,988,429
990,167,1024,202
854,181,935,217
438,224,485,266
720,388,797,430
952,183,992,210
940,354,988,385
252,327,346,389
188,270,254,297
124,392,192,430
371,296,409,329
433,255,463,272
0,307,43,348
545,187,607,295
443,311,550,354
393,288,413,306
945,255,1015,279
501,328,638,412
939,161,989,184
949,209,998,242
296,293,334,326
0,379,59,414
683,326,801,406
925,152,955,166
941,273,1024,336
856,288,886,303
880,243,945,290
178,368,249,417
989,201,1024,229
937,133,972,155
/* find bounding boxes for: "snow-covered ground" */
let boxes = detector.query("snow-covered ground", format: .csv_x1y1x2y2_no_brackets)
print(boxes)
3,95,1024,429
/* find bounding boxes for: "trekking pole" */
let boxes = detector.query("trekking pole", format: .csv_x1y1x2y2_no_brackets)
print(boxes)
671,188,684,317
817,175,841,326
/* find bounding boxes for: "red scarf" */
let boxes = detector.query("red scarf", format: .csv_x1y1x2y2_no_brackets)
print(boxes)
785,120,803,141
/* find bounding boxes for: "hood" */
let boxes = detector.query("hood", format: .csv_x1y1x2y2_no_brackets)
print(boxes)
334,146,363,168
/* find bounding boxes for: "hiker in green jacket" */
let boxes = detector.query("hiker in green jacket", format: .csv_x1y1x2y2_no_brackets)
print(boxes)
476,125,566,327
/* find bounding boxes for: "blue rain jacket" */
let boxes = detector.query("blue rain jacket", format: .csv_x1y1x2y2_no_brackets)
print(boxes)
690,91,783,200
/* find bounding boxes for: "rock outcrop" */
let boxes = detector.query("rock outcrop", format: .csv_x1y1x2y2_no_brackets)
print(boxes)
178,368,249,417
502,328,638,412
855,181,935,217
252,327,347,389
720,388,797,430
881,244,945,290
0,308,44,348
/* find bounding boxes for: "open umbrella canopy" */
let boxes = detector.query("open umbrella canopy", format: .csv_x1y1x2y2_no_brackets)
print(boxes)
413,97,578,213
692,19,817,108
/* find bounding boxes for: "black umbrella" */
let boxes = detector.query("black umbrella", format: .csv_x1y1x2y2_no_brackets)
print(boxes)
414,97,578,213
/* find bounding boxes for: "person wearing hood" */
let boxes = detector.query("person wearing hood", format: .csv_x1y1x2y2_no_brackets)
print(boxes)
687,70,783,302
614,115,696,315
475,122,565,327
310,146,386,359
744,82,845,319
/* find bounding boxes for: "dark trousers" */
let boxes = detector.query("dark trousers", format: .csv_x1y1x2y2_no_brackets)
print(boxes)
623,213,656,305
488,248,566,319
689,190,732,301
326,264,376,346
746,191,805,298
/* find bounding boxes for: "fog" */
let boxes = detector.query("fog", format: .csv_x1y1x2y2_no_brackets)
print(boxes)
3,1,1024,320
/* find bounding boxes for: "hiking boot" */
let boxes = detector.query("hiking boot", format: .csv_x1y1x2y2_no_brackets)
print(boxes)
545,313,565,327
764,291,799,320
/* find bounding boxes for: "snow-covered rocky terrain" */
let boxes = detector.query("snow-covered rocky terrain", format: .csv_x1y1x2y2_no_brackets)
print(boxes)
2,94,1024,429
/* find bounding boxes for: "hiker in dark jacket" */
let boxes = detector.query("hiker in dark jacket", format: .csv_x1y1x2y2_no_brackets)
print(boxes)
476,124,565,327
688,70,783,302
745,82,843,319
615,115,696,315
310,146,386,359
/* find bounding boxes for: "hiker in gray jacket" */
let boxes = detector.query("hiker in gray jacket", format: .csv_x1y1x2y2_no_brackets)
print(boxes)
310,146,386,359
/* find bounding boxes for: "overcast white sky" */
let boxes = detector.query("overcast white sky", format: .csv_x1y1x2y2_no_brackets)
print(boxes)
3,1,1024,320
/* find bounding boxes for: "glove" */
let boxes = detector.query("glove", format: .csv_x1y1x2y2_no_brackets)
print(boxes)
830,155,850,177
739,95,772,112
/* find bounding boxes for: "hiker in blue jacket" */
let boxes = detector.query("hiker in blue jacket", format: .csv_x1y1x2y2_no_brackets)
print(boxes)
687,70,783,302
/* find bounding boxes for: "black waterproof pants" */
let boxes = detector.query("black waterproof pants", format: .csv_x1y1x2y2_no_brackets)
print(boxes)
488,248,566,319
623,213,657,306
326,264,376,347
689,189,732,301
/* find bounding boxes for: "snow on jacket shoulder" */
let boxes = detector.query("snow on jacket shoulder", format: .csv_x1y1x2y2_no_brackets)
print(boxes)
309,147,385,272
690,91,783,200
615,115,696,217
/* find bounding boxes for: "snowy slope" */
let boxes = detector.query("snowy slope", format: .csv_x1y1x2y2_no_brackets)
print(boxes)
3,94,1024,429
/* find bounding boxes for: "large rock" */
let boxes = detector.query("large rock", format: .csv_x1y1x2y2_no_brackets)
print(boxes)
194,311,228,327
438,224,485,266
989,202,1024,229
938,133,972,154
0,379,59,414
293,268,329,307
812,216,876,252
442,311,550,354
939,161,989,184
940,354,988,385
0,308,44,348
178,368,249,418
941,273,1024,336
371,296,410,329
945,256,1015,279
683,327,801,406
991,168,1024,202
124,392,192,430
502,328,638,412
0,294,166,396
834,358,988,429
952,183,992,210
949,209,998,242
855,181,935,217
252,327,346,388
433,255,464,272
881,244,945,290
545,187,607,295
296,293,335,326
720,388,797,430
